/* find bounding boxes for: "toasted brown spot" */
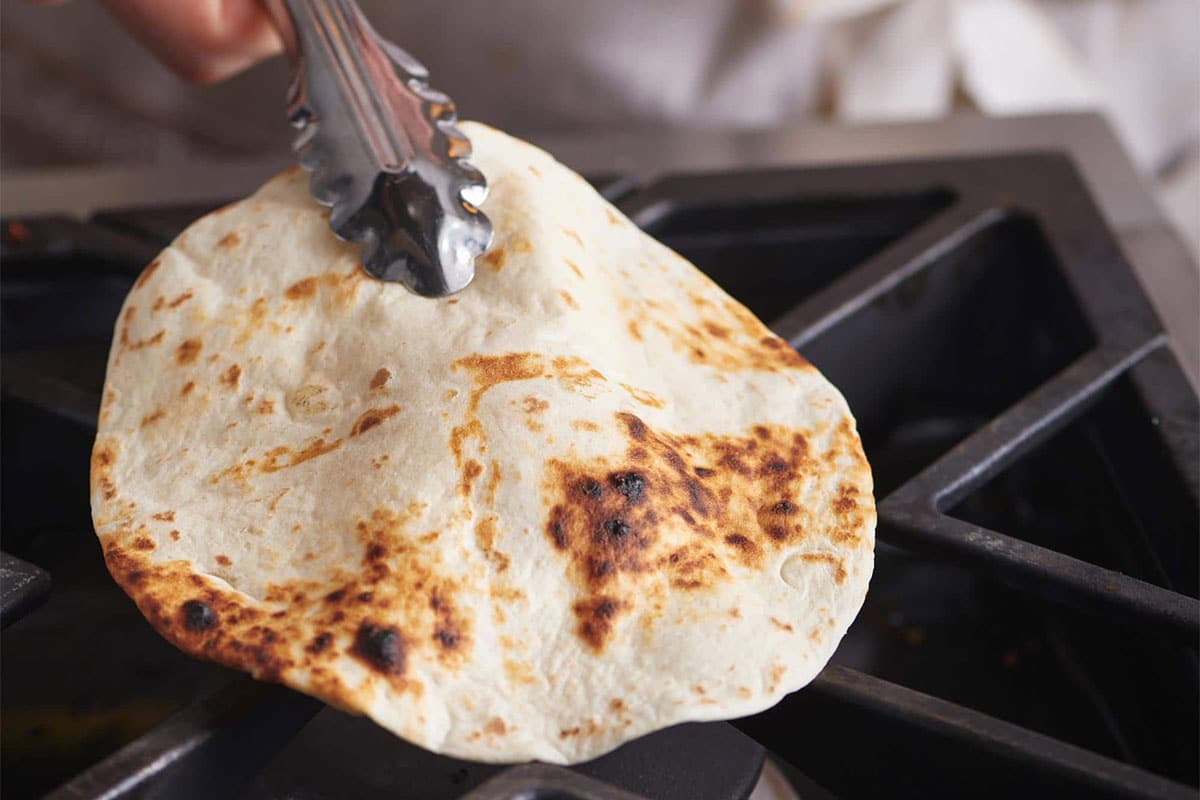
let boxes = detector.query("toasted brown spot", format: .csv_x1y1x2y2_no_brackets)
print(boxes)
481,247,507,271
768,663,786,692
132,537,155,551
627,320,643,341
267,488,290,513
562,228,583,246
118,308,167,353
450,353,547,471
540,409,865,649
770,617,795,633
215,554,232,567
175,338,202,365
370,368,391,390
573,419,601,432
221,364,242,388
168,291,194,309
460,459,484,497
565,258,585,280
259,438,343,473
181,381,196,396
559,719,601,739
559,290,580,310
504,659,537,685
484,717,507,736
152,510,175,522
799,552,848,584
619,413,648,442
285,277,318,300
704,322,731,338
605,208,622,226
134,259,162,290
218,231,242,250
572,596,628,652
350,404,402,437
140,409,165,427
486,461,503,507
257,399,275,415
724,533,756,552
619,383,666,409
169,530,181,541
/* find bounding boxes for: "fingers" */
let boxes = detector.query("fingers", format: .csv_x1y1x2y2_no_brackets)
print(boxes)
100,0,284,84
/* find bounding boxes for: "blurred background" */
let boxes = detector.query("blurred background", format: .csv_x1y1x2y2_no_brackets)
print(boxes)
2,0,1198,259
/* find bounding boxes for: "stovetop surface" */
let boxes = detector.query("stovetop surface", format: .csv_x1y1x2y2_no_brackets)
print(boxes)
1,154,1197,800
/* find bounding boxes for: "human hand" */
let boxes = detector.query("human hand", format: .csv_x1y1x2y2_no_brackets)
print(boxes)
30,0,283,84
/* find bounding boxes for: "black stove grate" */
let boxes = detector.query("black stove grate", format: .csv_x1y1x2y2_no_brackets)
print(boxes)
2,155,1196,800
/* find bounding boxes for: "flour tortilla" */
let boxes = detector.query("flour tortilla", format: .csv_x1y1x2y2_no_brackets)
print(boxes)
91,122,874,764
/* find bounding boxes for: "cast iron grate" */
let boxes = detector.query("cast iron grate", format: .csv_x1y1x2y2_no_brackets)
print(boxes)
1,155,1195,799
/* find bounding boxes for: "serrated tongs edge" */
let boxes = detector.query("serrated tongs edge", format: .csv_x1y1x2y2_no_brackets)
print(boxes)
263,0,492,297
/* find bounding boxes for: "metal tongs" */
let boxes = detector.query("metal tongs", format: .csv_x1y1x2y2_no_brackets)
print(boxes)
262,0,492,297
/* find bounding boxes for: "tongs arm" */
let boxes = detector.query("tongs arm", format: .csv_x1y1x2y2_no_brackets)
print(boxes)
261,0,491,297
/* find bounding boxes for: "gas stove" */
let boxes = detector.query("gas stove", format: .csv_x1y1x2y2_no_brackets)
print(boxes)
2,120,1197,799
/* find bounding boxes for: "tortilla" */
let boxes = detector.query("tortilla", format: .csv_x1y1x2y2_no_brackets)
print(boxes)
90,122,874,764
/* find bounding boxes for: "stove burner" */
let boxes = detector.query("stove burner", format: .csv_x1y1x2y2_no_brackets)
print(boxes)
2,157,1196,799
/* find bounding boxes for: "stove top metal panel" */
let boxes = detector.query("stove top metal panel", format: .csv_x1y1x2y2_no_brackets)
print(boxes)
2,153,1196,799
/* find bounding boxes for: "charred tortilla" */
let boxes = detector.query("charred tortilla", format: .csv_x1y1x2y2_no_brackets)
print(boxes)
91,122,874,764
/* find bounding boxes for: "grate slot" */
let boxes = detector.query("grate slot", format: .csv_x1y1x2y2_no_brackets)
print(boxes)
950,359,1199,599
735,664,1196,800
45,679,320,800
637,190,953,324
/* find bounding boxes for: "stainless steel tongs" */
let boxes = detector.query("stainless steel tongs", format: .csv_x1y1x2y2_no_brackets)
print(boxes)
262,0,492,297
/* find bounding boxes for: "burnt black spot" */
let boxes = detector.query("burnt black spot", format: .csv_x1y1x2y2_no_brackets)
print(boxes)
357,591,374,603
595,599,617,618
182,600,217,632
353,623,406,674
435,629,460,649
325,588,346,603
694,467,715,478
609,472,646,503
774,501,797,514
307,633,332,654
366,544,386,561
579,479,603,500
764,458,789,474
602,518,631,539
